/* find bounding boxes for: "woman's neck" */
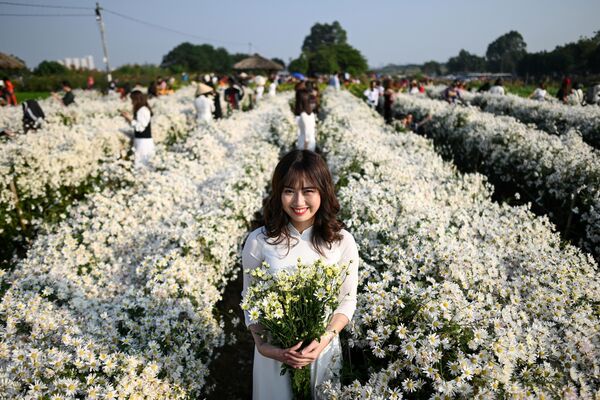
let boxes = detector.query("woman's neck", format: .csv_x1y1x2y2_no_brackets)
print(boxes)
291,220,314,234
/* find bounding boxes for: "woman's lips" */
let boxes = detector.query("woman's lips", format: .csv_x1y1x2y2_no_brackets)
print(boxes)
292,207,308,216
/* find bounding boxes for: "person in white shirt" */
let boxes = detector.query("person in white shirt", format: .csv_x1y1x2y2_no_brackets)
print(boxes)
408,79,420,95
268,76,278,97
121,90,154,168
242,150,359,400
363,80,379,109
194,83,215,123
488,78,506,95
529,82,547,101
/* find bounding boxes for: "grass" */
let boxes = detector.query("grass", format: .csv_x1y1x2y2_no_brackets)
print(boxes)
16,92,51,102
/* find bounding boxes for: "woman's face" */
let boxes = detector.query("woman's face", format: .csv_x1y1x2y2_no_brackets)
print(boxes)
281,176,321,232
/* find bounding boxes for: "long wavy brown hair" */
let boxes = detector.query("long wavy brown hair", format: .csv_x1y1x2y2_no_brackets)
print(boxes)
263,150,344,256
130,90,152,116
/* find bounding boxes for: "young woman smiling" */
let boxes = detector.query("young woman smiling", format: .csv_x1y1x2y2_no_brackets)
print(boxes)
241,150,359,399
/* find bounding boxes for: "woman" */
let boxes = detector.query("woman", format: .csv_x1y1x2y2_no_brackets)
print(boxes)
529,82,547,101
121,90,154,167
194,82,215,123
242,150,359,399
383,78,394,124
294,81,316,151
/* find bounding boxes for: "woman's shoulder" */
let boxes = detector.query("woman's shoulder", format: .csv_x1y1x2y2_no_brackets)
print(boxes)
338,229,357,247
247,226,267,243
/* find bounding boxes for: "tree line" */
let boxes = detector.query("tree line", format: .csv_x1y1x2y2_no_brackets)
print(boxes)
421,30,600,79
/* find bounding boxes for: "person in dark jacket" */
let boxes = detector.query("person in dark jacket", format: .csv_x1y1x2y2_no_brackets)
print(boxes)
22,99,45,133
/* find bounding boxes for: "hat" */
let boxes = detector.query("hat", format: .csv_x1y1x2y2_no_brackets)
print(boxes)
197,82,213,95
239,72,248,79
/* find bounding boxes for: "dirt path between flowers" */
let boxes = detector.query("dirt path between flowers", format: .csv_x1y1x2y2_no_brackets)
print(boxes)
206,214,264,400
205,268,254,399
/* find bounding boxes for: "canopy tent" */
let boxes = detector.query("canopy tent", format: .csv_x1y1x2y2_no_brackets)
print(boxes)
0,53,26,70
233,54,283,71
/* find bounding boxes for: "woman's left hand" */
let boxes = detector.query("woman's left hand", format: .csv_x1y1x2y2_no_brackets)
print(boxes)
293,334,333,368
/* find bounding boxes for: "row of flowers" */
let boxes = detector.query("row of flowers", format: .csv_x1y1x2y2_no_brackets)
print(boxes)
0,95,297,398
424,86,600,150
318,89,600,399
392,92,600,262
0,88,197,266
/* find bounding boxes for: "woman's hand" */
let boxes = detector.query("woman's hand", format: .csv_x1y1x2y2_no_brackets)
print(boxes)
121,110,131,122
287,333,333,368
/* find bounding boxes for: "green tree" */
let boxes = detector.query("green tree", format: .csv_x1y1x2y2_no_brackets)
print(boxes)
331,43,368,76
301,21,347,53
288,54,308,74
161,42,243,73
422,60,442,76
34,60,68,76
271,57,286,69
308,47,339,75
486,31,527,74
446,50,486,73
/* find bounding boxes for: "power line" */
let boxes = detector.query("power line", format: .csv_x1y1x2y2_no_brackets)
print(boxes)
0,12,91,16
102,7,250,48
0,1,90,10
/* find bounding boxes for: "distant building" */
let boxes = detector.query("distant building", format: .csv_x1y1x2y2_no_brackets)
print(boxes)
59,55,96,71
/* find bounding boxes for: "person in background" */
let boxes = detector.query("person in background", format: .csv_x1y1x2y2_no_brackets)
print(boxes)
22,99,45,133
383,78,394,124
0,80,7,106
194,82,215,124
566,83,585,105
147,79,158,98
224,77,244,111
255,75,266,101
443,80,462,104
52,81,75,106
329,72,340,91
488,78,506,95
294,81,316,151
2,77,17,105
478,78,491,92
87,75,95,90
528,82,547,101
363,80,379,109
210,79,223,120
268,75,278,97
121,90,154,168
306,80,320,115
408,80,420,95
375,80,384,115
556,77,572,103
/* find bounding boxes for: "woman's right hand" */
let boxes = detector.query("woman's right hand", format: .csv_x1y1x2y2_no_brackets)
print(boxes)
256,340,306,368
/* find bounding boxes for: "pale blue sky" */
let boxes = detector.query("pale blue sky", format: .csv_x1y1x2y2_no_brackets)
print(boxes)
0,0,598,70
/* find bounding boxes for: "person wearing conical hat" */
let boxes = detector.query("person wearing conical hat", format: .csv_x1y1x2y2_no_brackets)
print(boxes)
194,82,215,123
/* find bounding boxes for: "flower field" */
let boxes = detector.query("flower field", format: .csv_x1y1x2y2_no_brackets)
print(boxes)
0,91,297,398
319,90,600,399
392,93,600,262
1,85,599,399
425,86,600,149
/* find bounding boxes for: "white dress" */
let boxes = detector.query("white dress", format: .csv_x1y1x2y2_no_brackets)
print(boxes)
242,225,359,400
296,112,316,151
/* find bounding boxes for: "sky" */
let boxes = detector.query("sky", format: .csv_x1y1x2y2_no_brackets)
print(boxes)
0,0,598,70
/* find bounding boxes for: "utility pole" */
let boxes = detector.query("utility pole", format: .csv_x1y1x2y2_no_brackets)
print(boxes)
95,2,112,82
248,42,252,54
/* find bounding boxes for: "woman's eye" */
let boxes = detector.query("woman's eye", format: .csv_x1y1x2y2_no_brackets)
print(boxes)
304,189,315,194
283,189,294,194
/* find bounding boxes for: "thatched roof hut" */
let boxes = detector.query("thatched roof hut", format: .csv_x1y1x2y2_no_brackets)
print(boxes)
233,54,283,71
0,53,26,70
